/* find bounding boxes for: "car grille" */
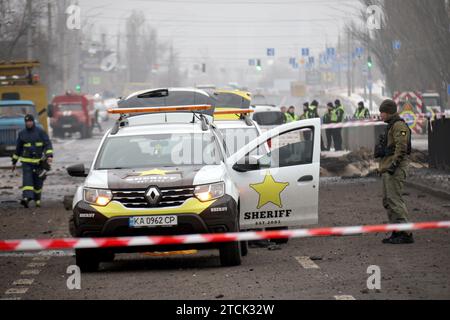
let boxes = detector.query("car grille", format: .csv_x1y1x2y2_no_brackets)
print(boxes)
0,128,19,145
111,187,195,208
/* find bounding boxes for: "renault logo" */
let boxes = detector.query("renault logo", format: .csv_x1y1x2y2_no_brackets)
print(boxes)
145,186,161,205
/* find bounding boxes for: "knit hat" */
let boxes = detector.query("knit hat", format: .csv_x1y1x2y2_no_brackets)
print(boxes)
311,100,318,107
24,114,35,122
379,99,397,114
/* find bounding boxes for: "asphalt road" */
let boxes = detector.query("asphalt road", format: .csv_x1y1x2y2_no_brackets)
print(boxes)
0,129,449,300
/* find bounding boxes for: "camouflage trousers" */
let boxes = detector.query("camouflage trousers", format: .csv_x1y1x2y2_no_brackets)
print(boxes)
382,168,409,224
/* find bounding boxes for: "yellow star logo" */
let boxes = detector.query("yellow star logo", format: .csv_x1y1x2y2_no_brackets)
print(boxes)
139,169,172,176
250,173,289,209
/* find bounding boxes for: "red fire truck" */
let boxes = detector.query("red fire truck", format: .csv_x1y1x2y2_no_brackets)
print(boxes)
49,92,96,139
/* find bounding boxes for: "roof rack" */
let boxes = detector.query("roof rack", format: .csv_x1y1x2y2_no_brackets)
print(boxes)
108,105,213,135
107,105,211,114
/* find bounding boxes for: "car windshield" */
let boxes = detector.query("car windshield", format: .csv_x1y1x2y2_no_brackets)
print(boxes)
58,103,83,112
0,105,36,118
423,97,440,107
253,111,286,126
96,133,222,169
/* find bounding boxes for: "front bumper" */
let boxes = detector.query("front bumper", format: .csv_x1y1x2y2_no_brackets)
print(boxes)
0,144,15,156
71,195,238,252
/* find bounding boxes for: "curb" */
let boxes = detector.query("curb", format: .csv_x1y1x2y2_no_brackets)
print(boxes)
405,181,450,201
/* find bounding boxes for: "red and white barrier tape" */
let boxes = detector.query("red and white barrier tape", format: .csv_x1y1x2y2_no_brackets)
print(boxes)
0,221,449,252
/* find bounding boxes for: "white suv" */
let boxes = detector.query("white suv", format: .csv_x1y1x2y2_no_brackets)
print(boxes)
67,88,321,271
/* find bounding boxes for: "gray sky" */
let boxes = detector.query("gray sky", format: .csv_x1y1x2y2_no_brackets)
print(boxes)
78,0,361,67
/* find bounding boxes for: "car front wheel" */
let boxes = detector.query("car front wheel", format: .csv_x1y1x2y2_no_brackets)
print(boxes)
219,241,241,267
75,249,100,272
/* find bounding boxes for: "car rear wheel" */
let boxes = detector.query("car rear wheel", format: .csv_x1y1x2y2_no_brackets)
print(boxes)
80,125,89,139
240,241,248,257
53,128,64,139
75,249,100,272
100,251,115,262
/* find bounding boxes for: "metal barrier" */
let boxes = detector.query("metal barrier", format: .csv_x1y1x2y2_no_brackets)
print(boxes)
321,121,386,152
343,124,386,152
428,117,450,171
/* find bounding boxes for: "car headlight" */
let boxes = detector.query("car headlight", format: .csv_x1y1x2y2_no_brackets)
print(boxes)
84,188,112,206
194,182,225,202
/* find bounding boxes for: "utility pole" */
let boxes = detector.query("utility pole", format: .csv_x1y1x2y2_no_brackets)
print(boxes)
168,44,174,87
338,33,342,88
47,1,53,95
26,0,33,60
347,29,351,97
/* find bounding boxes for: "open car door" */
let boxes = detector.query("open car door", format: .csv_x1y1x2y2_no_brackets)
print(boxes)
226,118,321,230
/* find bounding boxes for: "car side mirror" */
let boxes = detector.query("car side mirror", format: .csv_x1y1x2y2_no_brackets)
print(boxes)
47,104,54,118
232,155,270,172
67,164,89,177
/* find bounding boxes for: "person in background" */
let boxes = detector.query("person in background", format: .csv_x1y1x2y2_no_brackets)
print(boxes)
280,106,287,114
322,102,335,151
308,100,320,118
12,114,54,208
333,99,345,151
354,101,370,119
93,108,103,133
285,105,299,122
300,102,309,120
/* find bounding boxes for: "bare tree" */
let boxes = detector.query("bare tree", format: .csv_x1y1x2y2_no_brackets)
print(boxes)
348,0,450,103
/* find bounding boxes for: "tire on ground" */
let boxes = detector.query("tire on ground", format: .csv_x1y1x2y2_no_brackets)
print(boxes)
219,211,242,266
75,248,100,272
240,241,248,257
219,241,241,267
80,125,89,139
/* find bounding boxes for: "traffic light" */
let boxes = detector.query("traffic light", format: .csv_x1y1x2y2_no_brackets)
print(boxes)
367,56,373,69
75,84,81,93
256,59,262,71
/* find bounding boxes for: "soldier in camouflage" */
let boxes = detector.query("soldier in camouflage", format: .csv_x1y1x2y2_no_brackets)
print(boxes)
376,99,414,244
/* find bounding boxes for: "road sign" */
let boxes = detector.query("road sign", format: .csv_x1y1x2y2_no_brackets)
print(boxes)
393,40,401,50
326,47,336,57
249,59,256,66
301,48,309,56
267,48,275,56
355,47,364,57
400,110,418,129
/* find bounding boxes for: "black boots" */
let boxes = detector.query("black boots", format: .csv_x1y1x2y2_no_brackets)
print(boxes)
382,231,414,244
20,198,30,208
